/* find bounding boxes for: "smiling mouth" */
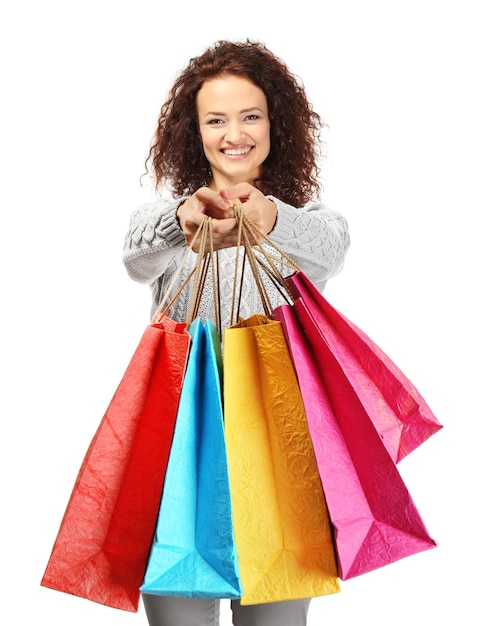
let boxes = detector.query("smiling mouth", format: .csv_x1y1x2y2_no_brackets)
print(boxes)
222,147,253,156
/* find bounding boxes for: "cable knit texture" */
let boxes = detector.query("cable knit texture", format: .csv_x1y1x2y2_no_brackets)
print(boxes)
123,195,350,323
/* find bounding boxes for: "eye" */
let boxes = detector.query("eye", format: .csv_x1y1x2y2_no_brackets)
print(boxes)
207,118,225,125
245,114,260,121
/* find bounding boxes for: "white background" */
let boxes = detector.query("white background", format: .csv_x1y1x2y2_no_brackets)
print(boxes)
1,1,488,624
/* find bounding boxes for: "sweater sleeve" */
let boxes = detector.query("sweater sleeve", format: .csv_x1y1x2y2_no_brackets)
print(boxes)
268,196,350,289
122,196,188,284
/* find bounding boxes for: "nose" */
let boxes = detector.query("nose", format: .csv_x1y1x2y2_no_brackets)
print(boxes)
225,120,244,143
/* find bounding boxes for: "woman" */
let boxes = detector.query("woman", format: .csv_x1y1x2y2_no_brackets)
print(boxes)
123,39,350,626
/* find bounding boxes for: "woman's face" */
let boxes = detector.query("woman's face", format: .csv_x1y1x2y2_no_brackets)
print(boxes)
196,74,271,189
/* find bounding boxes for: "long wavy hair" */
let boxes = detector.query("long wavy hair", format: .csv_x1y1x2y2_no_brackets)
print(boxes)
145,40,324,207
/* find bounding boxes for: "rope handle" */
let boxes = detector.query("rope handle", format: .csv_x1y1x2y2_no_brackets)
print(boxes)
185,217,221,331
151,217,218,325
229,202,300,323
233,204,301,272
152,203,301,328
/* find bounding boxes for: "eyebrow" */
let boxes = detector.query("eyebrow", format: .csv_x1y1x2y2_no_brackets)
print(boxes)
204,107,266,116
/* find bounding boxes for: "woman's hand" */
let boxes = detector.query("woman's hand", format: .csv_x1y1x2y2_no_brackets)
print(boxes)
176,187,236,252
220,183,277,237
176,184,277,252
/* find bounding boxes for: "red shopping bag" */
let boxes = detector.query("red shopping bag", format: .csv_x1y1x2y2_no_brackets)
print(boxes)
284,271,442,463
274,300,437,580
41,316,190,611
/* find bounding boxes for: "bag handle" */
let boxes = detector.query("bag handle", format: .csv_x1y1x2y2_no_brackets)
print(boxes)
151,218,219,326
229,202,300,324
234,204,300,273
185,217,221,330
153,204,301,329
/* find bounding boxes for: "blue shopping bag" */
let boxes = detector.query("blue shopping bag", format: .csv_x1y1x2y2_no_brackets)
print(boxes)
140,318,242,599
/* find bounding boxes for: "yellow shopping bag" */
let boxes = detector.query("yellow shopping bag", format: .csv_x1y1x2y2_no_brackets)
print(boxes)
223,314,340,605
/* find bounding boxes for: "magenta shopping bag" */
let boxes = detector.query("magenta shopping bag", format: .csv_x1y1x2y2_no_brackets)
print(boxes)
284,271,442,463
274,299,437,580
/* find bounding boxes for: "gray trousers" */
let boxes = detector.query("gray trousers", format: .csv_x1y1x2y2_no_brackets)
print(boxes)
142,594,311,626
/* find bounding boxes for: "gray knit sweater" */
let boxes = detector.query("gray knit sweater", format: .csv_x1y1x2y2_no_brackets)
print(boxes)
123,195,350,325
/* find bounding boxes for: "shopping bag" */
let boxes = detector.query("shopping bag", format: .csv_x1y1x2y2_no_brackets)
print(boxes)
141,318,242,599
41,316,190,611
223,314,340,605
274,301,437,580
284,271,442,463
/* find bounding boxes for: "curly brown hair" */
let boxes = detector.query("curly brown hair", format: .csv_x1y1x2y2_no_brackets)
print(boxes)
145,39,325,207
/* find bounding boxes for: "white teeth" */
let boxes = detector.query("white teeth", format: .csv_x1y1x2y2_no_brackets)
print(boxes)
223,147,251,156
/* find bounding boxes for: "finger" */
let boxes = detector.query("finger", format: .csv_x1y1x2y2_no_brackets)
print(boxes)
205,204,235,220
209,217,237,235
195,187,231,210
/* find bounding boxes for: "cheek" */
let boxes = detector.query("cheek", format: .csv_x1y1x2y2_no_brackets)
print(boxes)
260,132,271,158
260,123,271,153
200,130,219,153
